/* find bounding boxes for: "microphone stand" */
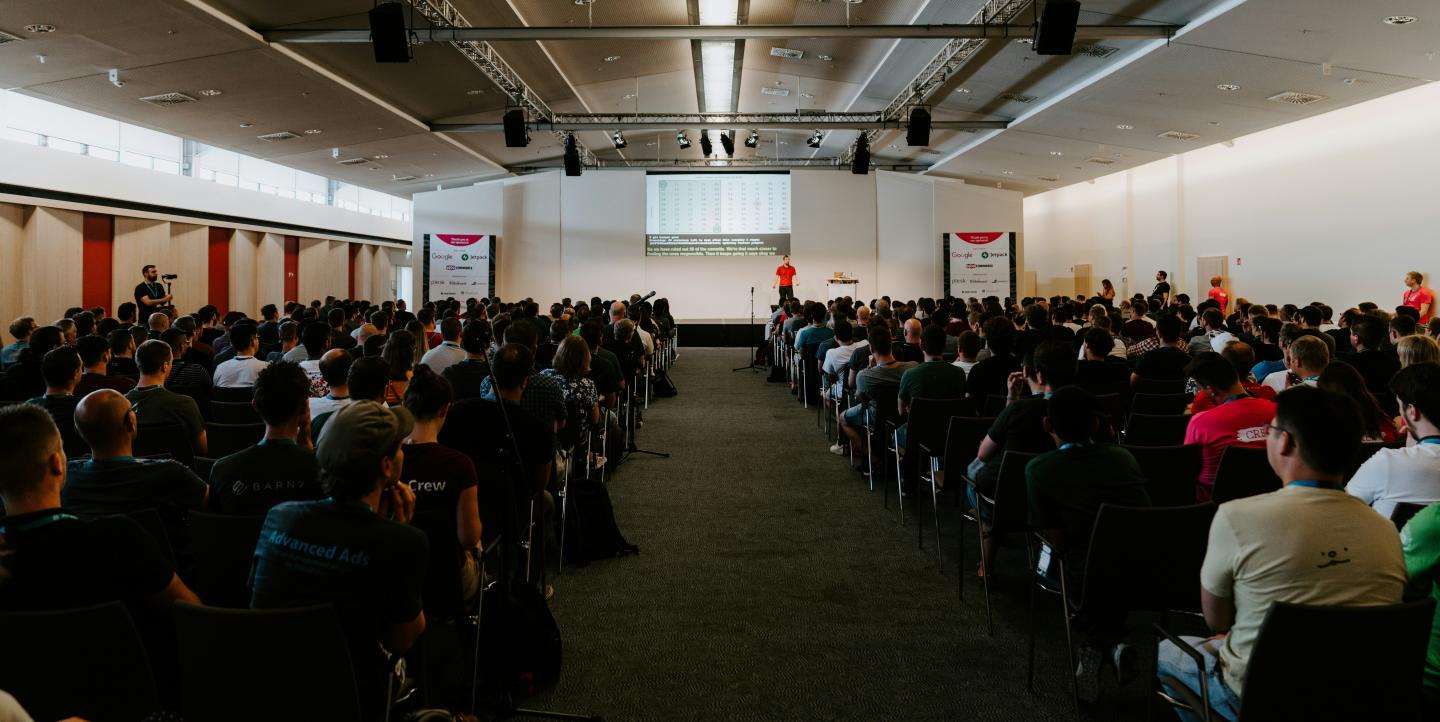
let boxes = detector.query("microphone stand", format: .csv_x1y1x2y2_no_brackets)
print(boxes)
732,285,762,372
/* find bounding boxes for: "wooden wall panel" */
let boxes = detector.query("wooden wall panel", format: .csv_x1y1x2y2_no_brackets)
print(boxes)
168,223,209,314
0,203,25,332
297,237,347,304
229,230,260,318
256,233,286,312
112,216,170,317
371,245,394,302
353,243,374,300
23,206,84,324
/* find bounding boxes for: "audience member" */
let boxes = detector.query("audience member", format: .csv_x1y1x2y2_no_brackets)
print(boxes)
1399,334,1440,368
444,320,493,400
1,316,35,370
1316,361,1401,444
72,334,134,395
380,330,418,404
1260,334,1330,394
24,346,89,458
897,324,967,416
401,365,483,597
207,362,320,515
481,321,566,433
1345,315,1402,415
965,317,1020,402
126,340,208,456
213,324,265,388
1183,352,1276,500
1346,363,1440,517
420,317,466,375
313,356,388,438
1,326,63,402
839,327,916,461
952,331,982,375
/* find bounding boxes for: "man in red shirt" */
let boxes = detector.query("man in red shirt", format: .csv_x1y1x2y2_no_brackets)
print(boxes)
1184,352,1277,501
1207,275,1230,313
1403,271,1434,323
773,255,797,304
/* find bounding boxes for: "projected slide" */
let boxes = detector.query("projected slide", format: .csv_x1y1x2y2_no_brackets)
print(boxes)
645,172,791,256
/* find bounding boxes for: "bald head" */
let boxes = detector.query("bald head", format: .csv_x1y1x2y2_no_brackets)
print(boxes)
904,318,922,343
856,305,871,324
149,312,171,332
610,301,627,321
74,389,137,456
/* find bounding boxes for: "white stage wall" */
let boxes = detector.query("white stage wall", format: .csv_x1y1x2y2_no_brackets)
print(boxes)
412,170,1023,322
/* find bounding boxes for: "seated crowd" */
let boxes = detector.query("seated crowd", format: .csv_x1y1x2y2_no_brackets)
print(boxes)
0,292,675,719
771,277,1440,718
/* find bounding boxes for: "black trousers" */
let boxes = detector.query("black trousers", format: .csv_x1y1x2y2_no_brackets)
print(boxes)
778,285,795,305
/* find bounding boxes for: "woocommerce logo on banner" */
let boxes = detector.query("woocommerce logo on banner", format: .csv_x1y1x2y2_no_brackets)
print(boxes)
955,232,1004,245
437,234,487,247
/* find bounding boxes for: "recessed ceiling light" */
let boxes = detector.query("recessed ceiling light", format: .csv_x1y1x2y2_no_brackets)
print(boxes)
573,0,593,5
1216,83,1241,91
1001,170,1014,175
604,55,621,62
1016,38,1034,45
423,173,434,177
799,92,815,99
466,89,485,96
887,144,898,149
1383,15,1417,25
303,129,323,134
1049,151,1064,156
622,93,636,100
239,122,253,128
1115,123,1133,130
24,24,56,33
954,87,972,94
817,54,834,61
1208,120,1222,126
373,154,389,159
197,89,222,97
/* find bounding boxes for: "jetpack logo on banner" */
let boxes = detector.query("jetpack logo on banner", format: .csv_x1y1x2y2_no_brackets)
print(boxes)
946,232,1015,299
427,233,493,301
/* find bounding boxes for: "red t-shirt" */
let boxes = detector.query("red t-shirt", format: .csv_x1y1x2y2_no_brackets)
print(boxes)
1208,286,1229,312
1189,381,1276,415
1183,396,1277,500
1403,287,1434,323
776,264,796,286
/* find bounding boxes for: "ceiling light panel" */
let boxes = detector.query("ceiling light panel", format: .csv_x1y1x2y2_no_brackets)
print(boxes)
697,0,739,25
700,41,736,113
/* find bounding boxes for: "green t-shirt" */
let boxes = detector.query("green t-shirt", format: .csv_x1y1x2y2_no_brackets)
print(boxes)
1402,503,1440,690
897,358,968,404
125,385,205,450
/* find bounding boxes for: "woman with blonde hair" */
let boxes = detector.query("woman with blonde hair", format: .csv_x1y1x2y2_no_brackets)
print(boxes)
1398,334,1440,369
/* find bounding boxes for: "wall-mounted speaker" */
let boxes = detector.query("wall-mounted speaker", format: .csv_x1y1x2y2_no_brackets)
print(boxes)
906,108,931,147
503,109,529,147
368,3,412,63
1034,0,1081,55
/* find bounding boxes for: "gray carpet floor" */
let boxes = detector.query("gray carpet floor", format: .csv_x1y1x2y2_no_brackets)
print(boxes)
529,348,1092,721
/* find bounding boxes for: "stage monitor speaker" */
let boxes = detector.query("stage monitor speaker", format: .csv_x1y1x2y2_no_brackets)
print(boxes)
906,108,931,147
1034,0,1081,55
563,134,582,177
503,109,529,147
368,3,412,63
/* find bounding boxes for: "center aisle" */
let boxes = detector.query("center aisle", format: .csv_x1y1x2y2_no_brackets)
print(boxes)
532,347,1070,720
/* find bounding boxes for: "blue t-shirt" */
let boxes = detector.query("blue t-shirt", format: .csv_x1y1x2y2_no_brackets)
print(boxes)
1251,359,1285,383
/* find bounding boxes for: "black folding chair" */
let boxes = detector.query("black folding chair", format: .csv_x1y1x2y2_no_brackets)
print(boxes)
1130,392,1192,417
0,602,160,722
175,603,366,722
1212,445,1282,503
1348,441,1387,481
886,397,973,528
982,394,1009,417
1133,377,1187,395
1122,413,1192,447
118,507,176,567
187,511,265,608
205,421,265,458
963,450,1039,635
211,399,260,424
135,421,194,467
1156,599,1435,721
1123,444,1204,507
920,414,995,572
210,385,255,402
1392,501,1429,531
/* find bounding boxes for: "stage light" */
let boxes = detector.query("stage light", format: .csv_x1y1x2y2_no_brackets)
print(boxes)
563,133,582,177
676,130,691,149
719,132,735,157
744,130,759,148
699,130,713,157
807,130,823,149
851,133,870,175
611,131,627,149
906,107,931,146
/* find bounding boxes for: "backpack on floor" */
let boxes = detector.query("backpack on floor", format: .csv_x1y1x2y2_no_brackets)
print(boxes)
652,369,678,397
562,480,632,565
478,578,562,698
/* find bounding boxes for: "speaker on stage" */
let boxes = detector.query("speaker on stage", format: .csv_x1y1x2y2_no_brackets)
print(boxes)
1034,0,1081,55
368,2,412,63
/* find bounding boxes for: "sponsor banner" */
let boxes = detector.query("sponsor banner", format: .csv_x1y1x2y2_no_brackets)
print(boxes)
426,233,493,301
945,232,1015,299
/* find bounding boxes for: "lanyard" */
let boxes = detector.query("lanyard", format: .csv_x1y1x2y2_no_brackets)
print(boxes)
1288,480,1345,491
259,439,297,446
1420,437,1440,446
1058,442,1086,451
0,511,79,535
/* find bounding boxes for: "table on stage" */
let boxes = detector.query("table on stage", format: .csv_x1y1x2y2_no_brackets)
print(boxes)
827,278,859,301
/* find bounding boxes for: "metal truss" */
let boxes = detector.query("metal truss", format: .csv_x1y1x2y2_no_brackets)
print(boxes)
264,24,1179,43
509,157,932,172
433,112,1009,133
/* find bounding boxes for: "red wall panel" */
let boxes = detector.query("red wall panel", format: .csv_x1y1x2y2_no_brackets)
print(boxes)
283,235,299,303
208,227,231,315
81,213,114,313
348,244,359,300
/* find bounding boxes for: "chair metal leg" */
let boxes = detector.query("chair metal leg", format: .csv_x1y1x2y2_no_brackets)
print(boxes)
1027,548,1039,694
557,450,571,576
930,457,943,569
865,426,875,492
979,518,993,636
893,429,905,525
1058,558,1082,719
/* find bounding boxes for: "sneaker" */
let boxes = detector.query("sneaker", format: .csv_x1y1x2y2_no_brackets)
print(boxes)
1075,645,1102,703
544,584,555,603
829,443,846,455
1111,642,1137,686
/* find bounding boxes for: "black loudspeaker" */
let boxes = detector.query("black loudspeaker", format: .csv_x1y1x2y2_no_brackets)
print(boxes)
1034,0,1081,55
851,134,870,175
368,2,411,63
503,109,529,147
906,107,931,146
719,133,735,157
563,134,582,177
699,132,713,157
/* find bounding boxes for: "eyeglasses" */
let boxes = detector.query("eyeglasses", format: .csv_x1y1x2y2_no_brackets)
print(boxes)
1267,423,1290,437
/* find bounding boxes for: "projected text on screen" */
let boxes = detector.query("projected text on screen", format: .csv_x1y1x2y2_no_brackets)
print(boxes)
645,172,791,256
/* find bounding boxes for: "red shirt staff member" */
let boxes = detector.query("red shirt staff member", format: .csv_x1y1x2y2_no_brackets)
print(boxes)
1207,275,1230,313
1403,270,1434,323
773,255,797,304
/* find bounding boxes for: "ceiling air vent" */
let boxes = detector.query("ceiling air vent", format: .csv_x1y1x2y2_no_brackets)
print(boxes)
770,47,805,59
1037,175,1059,182
1267,90,1328,106
1000,92,1038,103
391,174,418,182
760,87,791,97
0,30,23,46
1073,44,1120,58
336,157,370,166
137,92,197,107
1158,130,1200,141
1085,156,1116,165
256,131,301,142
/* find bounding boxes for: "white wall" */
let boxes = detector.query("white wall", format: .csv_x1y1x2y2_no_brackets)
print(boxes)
1024,80,1440,312
413,170,1022,322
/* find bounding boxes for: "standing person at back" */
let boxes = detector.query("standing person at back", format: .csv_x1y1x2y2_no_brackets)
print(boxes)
1157,386,1406,721
1404,271,1434,324
1207,275,1230,314
1183,352,1277,501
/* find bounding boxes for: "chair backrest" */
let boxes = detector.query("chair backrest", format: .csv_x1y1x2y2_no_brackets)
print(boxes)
989,451,1039,534
134,421,194,466
1212,446,1282,503
187,511,266,608
1122,413,1192,447
0,601,159,722
942,416,997,476
411,509,465,623
211,399,261,424
210,385,255,403
1392,502,1429,531
1348,441,1387,481
981,394,1009,418
1237,599,1435,721
174,602,363,722
905,397,976,458
1133,377,1187,395
205,421,265,458
1079,503,1217,614
1092,393,1128,432
117,507,175,566
1122,444,1204,507
1130,392,1192,417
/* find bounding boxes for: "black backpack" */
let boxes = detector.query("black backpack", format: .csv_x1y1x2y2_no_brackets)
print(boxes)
562,480,632,564
479,578,562,698
652,369,678,397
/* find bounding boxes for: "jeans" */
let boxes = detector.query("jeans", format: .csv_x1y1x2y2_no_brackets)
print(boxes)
1156,636,1242,722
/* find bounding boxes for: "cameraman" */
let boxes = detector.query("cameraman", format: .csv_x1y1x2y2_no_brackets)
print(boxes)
134,265,174,324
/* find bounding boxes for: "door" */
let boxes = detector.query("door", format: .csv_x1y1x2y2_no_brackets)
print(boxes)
1073,263,1092,300
1197,255,1229,303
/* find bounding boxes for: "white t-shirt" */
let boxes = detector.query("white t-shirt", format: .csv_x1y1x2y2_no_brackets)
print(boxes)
1260,370,1316,394
822,343,855,378
213,355,267,388
1347,442,1440,519
1200,485,1406,693
420,341,467,375
309,394,354,420
953,359,977,375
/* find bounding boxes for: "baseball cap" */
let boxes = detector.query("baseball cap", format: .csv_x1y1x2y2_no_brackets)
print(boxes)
315,401,414,479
